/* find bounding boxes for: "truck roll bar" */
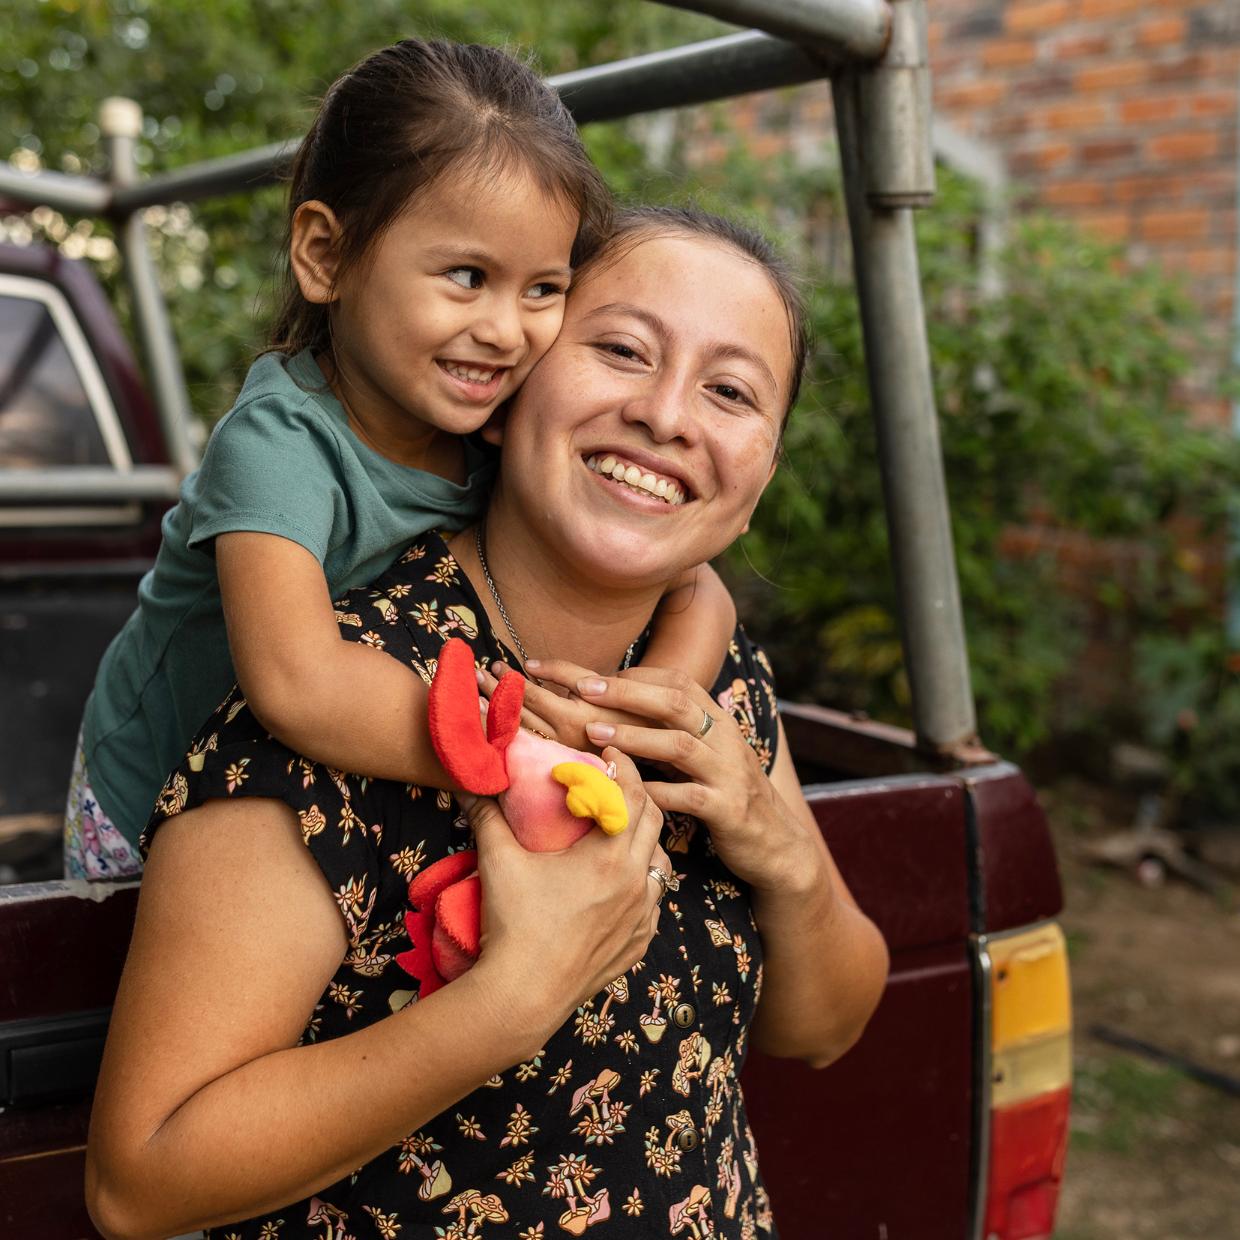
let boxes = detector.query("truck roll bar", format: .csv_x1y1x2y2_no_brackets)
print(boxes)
0,0,980,756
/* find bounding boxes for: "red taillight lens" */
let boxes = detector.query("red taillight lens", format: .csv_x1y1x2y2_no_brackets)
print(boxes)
982,923,1072,1240
984,1086,1071,1240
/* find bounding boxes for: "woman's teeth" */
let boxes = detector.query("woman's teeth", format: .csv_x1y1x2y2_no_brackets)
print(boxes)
442,362,499,383
586,454,686,505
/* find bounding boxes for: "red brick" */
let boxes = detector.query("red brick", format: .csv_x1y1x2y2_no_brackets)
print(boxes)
1146,130,1221,162
1041,101,1110,130
1150,55,1214,85
1178,248,1238,278
1075,60,1148,92
982,39,1038,68
1080,0,1145,16
1139,209,1211,242
1076,211,1131,242
939,80,1007,109
1014,141,1073,171
1007,0,1070,33
1079,138,1138,164
1119,96,1183,124
1190,92,1237,119
1053,34,1111,59
1137,15,1187,46
1042,180,1108,206
1113,175,1184,204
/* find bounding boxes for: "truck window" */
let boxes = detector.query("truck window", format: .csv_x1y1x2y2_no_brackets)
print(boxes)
0,272,138,528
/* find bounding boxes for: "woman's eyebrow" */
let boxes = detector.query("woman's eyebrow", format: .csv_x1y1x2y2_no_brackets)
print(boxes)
711,344,778,394
580,302,670,338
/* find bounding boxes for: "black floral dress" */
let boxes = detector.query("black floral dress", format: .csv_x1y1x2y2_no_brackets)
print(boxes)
144,530,783,1240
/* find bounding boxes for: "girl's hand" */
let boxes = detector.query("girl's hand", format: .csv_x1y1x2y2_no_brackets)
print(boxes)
457,748,674,1023
579,668,821,896
476,658,648,752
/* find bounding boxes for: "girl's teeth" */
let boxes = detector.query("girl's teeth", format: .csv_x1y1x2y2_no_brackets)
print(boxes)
586,454,685,505
445,363,496,383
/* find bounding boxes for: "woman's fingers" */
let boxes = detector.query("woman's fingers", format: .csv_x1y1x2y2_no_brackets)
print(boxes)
578,667,719,738
602,748,665,859
523,657,599,695
588,721,720,780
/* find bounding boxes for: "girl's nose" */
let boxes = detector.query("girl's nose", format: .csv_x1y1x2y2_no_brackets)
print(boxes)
471,295,525,354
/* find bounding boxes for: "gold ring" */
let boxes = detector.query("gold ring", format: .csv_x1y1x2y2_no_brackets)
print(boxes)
693,709,714,740
648,866,679,897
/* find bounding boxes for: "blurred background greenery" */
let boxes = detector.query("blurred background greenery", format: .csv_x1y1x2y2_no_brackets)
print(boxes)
4,0,1240,812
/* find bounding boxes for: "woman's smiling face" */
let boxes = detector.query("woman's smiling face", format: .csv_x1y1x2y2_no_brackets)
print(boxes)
496,231,793,589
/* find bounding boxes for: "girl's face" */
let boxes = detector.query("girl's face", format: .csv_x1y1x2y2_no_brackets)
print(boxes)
300,164,579,464
495,232,792,589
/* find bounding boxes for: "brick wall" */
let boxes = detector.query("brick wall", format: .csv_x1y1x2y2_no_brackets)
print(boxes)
927,0,1240,418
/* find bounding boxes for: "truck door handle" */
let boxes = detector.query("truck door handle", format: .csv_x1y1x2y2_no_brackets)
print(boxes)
0,1008,111,1107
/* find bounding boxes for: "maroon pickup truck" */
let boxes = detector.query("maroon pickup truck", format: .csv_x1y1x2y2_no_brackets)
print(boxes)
0,5,1071,1237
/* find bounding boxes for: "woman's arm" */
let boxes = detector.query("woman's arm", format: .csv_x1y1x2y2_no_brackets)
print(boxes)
642,563,736,689
579,669,889,1068
86,756,671,1240
217,531,453,786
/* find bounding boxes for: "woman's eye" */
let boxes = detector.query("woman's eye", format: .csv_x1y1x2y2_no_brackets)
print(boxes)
602,343,640,361
527,281,566,300
711,384,750,406
445,267,484,290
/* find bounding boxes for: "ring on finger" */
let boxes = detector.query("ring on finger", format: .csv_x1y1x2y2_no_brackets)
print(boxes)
648,865,679,899
693,708,715,740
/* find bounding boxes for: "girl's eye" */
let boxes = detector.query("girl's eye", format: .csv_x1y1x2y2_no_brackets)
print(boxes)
445,267,484,290
527,281,566,300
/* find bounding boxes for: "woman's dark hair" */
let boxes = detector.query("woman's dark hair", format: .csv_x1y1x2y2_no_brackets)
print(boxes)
270,39,613,356
574,204,812,418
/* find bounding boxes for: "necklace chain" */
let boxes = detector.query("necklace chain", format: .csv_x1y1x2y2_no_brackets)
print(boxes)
474,522,636,673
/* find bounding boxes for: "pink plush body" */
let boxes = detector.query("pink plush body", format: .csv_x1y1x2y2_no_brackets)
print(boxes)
499,730,608,852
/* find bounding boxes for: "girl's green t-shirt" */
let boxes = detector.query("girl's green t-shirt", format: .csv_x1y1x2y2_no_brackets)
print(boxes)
81,348,495,841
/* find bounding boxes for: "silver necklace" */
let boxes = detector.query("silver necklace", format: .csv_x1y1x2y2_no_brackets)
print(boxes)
474,522,637,673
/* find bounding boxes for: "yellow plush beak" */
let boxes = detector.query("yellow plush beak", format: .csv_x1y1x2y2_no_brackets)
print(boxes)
551,762,629,836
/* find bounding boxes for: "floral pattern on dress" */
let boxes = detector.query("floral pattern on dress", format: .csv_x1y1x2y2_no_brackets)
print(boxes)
144,529,782,1239
63,734,143,880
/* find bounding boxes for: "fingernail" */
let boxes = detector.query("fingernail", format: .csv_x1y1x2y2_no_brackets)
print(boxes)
578,678,607,696
475,668,485,685
605,760,617,780
525,658,540,669
587,722,615,741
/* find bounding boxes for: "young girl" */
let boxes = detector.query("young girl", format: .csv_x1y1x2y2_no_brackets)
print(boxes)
65,38,736,880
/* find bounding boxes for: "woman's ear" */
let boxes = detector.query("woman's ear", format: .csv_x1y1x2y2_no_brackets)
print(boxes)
290,200,343,305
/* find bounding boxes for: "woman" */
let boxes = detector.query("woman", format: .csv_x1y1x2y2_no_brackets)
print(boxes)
85,207,889,1240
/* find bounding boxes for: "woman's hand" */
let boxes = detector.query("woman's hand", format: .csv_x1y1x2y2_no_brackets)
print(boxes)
458,747,674,1027
577,668,824,897
476,658,649,753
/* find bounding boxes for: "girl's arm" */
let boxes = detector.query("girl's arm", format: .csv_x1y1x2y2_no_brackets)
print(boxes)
86,755,669,1240
642,562,736,689
217,531,453,786
580,669,890,1068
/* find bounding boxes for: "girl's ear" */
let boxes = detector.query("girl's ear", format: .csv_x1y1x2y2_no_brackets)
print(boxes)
290,200,344,305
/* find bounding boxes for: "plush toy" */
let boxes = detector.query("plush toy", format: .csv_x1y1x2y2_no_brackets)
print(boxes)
396,637,629,997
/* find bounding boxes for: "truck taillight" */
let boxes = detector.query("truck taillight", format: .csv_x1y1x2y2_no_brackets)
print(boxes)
979,923,1072,1240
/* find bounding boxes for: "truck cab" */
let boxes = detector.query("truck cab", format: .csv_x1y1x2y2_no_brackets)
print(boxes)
0,4,1072,1237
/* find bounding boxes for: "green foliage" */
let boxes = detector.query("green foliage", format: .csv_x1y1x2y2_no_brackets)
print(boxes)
5,0,1238,770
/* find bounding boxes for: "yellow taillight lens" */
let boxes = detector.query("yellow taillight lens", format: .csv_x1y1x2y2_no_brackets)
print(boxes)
991,923,1072,1053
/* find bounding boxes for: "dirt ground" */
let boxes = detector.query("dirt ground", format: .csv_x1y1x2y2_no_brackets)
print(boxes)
1044,781,1240,1239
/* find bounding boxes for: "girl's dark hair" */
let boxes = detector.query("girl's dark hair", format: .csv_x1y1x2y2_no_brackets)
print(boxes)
574,204,812,418
270,39,613,356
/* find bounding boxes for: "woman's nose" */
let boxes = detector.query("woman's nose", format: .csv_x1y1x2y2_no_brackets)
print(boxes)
621,377,693,444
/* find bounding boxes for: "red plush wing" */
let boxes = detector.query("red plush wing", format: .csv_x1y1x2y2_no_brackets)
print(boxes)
408,850,478,909
486,669,525,754
428,638,509,794
396,906,444,995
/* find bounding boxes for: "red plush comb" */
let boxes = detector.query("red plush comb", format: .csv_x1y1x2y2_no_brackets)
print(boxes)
428,638,524,795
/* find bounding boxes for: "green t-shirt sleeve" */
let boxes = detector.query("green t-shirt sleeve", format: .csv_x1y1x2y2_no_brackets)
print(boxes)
187,397,341,564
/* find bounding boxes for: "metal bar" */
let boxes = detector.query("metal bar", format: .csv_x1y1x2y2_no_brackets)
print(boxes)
0,466,181,502
111,140,295,215
833,50,978,750
553,31,834,124
100,98,199,477
0,165,110,216
660,0,891,60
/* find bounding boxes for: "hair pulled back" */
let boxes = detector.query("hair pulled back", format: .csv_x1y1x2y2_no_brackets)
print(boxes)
576,204,811,418
270,39,612,357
